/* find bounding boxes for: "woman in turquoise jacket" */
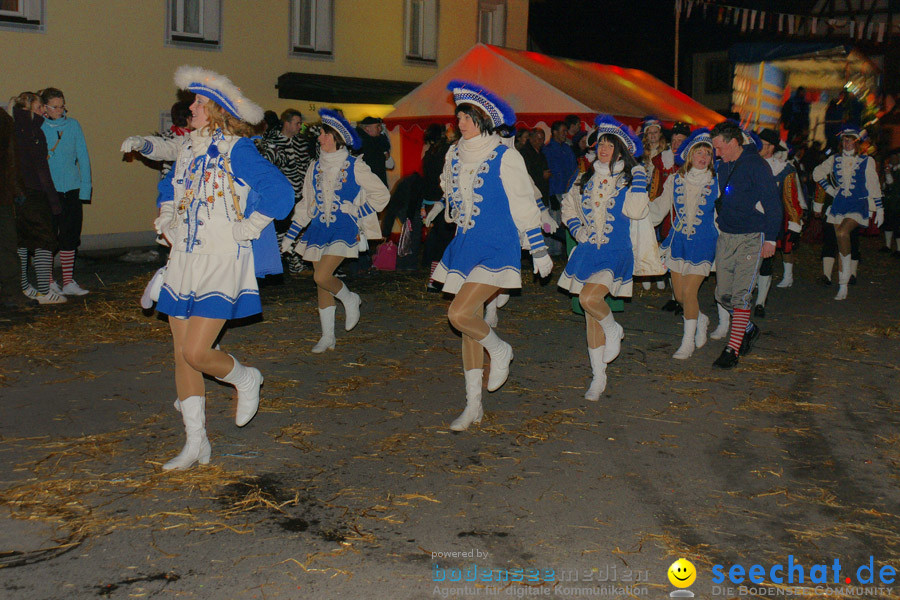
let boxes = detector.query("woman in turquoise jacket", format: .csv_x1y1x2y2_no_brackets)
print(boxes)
40,87,91,296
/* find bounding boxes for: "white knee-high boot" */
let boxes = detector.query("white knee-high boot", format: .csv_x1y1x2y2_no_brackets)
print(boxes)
312,306,337,353
822,256,835,282
450,369,484,431
673,318,697,360
710,304,730,340
777,263,794,288
585,346,607,401
756,275,772,308
218,355,263,426
484,296,499,328
479,329,513,392
695,312,709,349
334,283,361,331
163,396,211,470
598,313,624,363
835,254,851,300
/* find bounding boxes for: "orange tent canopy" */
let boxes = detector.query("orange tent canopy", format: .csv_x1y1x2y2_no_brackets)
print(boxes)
384,43,722,130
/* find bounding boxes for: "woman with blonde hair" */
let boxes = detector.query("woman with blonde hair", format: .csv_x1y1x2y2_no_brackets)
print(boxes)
121,66,293,470
649,129,719,359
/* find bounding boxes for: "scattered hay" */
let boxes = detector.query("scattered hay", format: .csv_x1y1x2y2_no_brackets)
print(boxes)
738,394,830,413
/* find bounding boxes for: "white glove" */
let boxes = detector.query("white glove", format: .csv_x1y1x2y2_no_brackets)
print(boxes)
339,202,357,215
358,232,369,252
875,208,885,228
584,150,596,164
281,233,297,254
232,212,273,242
423,203,443,227
121,136,145,153
385,156,395,170
154,203,178,243
575,228,590,244
533,253,553,278
540,210,558,234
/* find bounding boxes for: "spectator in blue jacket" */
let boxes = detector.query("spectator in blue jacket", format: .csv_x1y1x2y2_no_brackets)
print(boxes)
542,121,577,256
709,120,781,369
40,87,91,296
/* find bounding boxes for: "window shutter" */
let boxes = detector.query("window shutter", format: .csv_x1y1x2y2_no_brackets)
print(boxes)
314,0,332,53
202,0,220,42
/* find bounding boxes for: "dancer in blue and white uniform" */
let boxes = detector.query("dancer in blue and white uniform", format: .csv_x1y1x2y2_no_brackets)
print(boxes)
281,109,391,352
558,115,649,401
121,66,293,470
432,80,553,431
649,129,719,359
812,125,884,300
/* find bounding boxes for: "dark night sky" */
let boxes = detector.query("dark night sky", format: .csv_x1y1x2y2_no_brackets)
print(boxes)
527,0,888,93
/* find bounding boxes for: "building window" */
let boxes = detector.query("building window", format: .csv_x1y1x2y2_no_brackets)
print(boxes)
291,0,333,56
405,0,438,63
0,0,45,32
166,0,221,48
478,0,505,46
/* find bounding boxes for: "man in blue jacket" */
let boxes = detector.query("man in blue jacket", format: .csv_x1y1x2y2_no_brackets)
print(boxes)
41,87,91,296
542,121,577,256
710,121,782,369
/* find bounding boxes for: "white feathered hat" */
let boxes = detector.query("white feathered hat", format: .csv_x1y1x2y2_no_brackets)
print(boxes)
174,65,264,124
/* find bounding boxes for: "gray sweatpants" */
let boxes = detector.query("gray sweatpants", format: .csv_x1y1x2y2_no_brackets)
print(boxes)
714,232,764,311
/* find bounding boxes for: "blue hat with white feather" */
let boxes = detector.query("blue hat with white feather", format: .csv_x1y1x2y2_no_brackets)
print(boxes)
594,114,644,159
319,108,361,150
447,80,516,129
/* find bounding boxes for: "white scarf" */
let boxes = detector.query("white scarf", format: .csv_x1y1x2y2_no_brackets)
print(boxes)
680,167,712,230
839,151,857,192
458,133,501,164
587,160,625,246
316,148,350,215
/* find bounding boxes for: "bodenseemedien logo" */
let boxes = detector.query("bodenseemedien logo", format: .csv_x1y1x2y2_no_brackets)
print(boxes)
668,558,697,598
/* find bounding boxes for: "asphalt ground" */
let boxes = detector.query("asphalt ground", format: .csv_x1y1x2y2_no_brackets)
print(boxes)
1,237,899,600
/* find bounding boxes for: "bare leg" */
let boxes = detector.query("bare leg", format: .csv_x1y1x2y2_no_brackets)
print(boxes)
180,316,231,377
462,305,486,371
835,218,857,258
679,274,704,320
313,254,345,308
447,282,501,430
448,282,500,370
170,317,228,400
580,283,611,349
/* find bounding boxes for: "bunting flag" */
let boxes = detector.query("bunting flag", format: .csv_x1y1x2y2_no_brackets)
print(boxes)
676,0,897,43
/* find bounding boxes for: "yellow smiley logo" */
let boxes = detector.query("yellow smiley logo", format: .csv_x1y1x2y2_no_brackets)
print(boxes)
668,558,697,588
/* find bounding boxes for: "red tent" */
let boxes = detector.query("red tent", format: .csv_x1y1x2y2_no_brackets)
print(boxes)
384,43,723,177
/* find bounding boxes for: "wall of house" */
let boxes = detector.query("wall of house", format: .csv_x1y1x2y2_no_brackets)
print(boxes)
0,0,528,249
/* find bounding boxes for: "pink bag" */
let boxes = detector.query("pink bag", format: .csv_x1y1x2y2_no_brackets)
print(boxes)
372,240,397,271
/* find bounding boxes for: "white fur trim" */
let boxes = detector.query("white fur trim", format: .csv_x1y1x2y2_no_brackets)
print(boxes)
174,65,264,124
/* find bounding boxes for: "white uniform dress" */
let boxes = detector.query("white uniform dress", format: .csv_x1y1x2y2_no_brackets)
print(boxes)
288,148,390,262
153,129,293,320
812,152,882,226
557,161,650,297
649,168,719,277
